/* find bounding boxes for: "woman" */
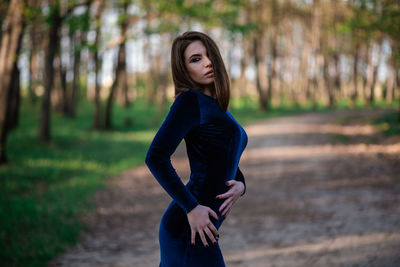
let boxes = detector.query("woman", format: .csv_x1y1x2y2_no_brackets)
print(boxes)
145,31,248,267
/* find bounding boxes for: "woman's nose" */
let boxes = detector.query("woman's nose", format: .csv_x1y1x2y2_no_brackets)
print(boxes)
204,56,212,67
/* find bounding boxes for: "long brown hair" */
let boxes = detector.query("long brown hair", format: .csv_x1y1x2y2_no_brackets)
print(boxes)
171,31,230,111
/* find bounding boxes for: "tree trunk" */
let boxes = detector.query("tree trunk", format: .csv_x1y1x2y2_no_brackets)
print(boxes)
385,66,394,103
39,0,61,142
369,42,382,104
68,33,81,117
7,61,20,129
364,43,373,103
28,26,40,103
351,43,360,106
105,42,125,129
323,54,334,107
269,33,278,107
59,53,69,114
310,0,324,108
105,0,128,129
117,0,129,108
333,52,341,102
253,35,269,111
92,0,104,129
0,0,25,164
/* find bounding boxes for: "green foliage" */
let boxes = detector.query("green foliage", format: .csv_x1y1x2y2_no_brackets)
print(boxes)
372,110,400,137
142,0,249,35
23,4,42,25
44,0,61,26
66,9,90,33
0,97,164,267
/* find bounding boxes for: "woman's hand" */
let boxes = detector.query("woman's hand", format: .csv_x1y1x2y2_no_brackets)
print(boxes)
215,180,245,218
187,204,220,247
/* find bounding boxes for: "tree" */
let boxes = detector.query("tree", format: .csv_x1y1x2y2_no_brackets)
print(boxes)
0,0,25,163
105,0,130,129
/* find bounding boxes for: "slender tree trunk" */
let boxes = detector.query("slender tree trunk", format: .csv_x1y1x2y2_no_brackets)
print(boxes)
323,54,334,107
28,29,39,103
105,0,128,129
369,42,382,104
385,66,394,103
59,53,69,114
0,0,25,164
364,43,373,102
69,33,81,117
105,42,125,129
92,0,104,129
253,35,269,111
269,33,278,107
119,1,129,108
39,0,61,142
311,0,323,107
238,36,248,98
300,45,311,105
7,61,20,129
351,43,360,106
333,52,341,102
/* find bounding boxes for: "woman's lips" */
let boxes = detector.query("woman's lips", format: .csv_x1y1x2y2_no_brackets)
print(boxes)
205,70,214,77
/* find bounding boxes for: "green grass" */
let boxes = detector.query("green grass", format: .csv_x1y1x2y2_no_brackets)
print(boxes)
371,110,400,137
0,97,166,266
0,94,398,266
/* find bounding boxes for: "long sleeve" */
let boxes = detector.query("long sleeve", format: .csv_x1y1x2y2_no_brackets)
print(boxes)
235,167,246,196
145,91,200,214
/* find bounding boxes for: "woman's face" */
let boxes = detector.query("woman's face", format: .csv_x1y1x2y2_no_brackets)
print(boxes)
184,40,214,86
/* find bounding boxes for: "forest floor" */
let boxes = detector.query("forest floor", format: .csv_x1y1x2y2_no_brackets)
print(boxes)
50,107,400,267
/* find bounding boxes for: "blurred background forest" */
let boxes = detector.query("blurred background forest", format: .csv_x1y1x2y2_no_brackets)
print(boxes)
0,0,399,266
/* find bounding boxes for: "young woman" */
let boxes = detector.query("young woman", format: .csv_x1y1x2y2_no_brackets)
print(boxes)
145,31,248,267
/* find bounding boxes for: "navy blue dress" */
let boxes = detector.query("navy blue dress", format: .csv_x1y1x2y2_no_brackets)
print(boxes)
145,88,248,267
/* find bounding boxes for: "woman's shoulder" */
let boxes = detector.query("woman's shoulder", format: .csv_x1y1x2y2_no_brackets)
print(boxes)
174,88,199,105
175,88,197,98
170,88,200,112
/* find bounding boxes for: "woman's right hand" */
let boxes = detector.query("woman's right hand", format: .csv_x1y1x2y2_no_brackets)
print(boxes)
187,204,220,247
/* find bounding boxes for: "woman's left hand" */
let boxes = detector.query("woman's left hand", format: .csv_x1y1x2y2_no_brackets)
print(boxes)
215,180,245,218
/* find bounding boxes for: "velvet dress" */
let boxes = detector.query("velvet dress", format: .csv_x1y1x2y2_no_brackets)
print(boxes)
145,88,248,267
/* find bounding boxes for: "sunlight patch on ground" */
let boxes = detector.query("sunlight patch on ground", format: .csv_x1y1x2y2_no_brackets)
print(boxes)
244,143,400,161
225,232,400,261
245,123,380,137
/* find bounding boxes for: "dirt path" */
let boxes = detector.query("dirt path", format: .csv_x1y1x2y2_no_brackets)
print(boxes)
50,108,400,267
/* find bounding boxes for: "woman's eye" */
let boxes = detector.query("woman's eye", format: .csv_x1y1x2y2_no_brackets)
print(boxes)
190,57,201,63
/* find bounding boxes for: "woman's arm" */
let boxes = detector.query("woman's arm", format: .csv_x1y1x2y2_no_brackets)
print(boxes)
145,90,200,214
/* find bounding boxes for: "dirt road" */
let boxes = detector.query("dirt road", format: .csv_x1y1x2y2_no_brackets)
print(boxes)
51,108,400,267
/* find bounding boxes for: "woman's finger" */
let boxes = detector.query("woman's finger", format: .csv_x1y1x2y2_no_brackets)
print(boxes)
208,222,219,238
222,201,233,216
191,228,196,245
216,191,233,199
209,208,219,221
218,197,233,212
224,206,232,217
198,230,209,247
204,226,216,244
219,198,231,213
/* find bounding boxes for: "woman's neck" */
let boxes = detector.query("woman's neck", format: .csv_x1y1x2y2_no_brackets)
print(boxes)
203,86,214,98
